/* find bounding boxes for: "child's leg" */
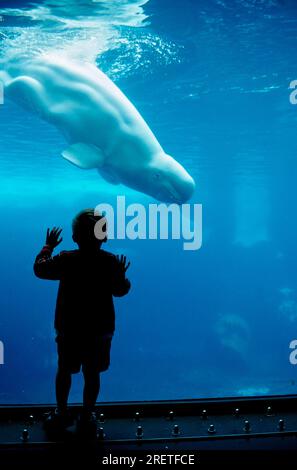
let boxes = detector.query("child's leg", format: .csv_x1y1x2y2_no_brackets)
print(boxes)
56,366,72,413
82,368,100,415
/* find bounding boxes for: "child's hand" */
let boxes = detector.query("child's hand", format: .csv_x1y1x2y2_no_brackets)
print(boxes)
116,254,130,274
46,227,63,249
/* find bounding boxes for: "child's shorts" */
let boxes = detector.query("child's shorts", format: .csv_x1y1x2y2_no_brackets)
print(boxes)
56,333,113,374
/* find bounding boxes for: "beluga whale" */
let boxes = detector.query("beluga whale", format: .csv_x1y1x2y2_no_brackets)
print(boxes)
0,55,195,203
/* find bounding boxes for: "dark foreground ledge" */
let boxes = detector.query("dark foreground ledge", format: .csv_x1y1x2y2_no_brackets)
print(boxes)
0,395,297,467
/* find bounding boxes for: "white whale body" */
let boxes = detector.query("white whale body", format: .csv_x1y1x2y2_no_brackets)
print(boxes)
0,55,195,203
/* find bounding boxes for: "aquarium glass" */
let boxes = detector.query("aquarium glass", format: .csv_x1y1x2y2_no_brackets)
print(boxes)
1,0,297,403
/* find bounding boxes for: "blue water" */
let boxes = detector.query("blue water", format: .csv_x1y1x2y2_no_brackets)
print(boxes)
1,0,297,404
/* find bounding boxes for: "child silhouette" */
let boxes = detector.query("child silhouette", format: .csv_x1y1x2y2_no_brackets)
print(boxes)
34,209,131,433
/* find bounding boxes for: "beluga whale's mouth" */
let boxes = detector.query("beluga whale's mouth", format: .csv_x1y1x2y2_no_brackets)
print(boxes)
154,157,195,204
155,182,194,205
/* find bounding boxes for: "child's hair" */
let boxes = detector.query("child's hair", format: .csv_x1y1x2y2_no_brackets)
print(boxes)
72,208,106,242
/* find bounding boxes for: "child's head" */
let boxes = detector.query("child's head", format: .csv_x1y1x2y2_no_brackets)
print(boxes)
72,208,107,249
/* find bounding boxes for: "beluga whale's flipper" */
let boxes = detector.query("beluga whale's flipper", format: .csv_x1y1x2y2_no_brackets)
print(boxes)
62,143,105,169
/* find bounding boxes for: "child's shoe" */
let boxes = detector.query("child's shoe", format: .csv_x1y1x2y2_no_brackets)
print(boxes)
43,408,74,433
76,411,97,439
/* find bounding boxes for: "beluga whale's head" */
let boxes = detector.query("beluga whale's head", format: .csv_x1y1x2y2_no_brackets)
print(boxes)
143,153,195,204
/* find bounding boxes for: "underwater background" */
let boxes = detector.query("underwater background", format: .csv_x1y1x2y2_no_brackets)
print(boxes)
1,0,297,404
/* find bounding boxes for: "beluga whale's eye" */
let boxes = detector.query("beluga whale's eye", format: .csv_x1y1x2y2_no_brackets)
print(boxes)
153,172,161,181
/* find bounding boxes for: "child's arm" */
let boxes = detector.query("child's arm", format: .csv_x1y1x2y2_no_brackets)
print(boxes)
112,254,131,297
33,227,63,280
